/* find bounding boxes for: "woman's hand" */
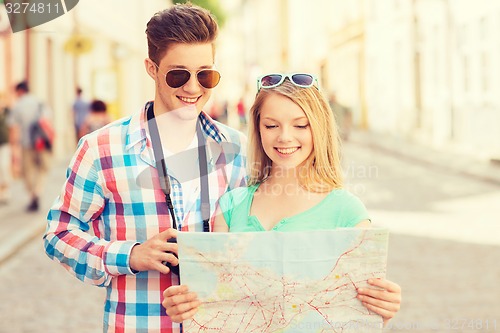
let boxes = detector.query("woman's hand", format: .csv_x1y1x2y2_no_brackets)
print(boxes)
357,278,401,326
162,285,201,323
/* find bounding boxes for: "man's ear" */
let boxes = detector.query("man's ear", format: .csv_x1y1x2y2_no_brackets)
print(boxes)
144,58,158,80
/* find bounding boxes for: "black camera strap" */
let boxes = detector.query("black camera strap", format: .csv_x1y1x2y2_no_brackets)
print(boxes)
146,103,210,232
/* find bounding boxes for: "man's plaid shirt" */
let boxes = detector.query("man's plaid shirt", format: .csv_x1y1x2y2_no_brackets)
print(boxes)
43,102,247,332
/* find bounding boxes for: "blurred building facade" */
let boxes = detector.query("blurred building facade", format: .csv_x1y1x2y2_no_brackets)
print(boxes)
363,0,500,159
2,0,500,161
227,0,500,161
0,0,169,157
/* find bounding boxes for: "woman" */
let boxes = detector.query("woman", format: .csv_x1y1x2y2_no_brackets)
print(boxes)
163,73,401,325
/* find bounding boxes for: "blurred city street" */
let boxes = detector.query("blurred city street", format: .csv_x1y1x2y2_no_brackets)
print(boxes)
344,131,500,332
0,130,499,332
0,154,105,333
1,0,500,332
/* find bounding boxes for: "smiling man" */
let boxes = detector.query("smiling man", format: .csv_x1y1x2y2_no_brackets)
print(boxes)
43,4,247,332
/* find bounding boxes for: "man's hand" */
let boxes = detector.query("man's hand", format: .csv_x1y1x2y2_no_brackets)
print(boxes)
129,228,178,274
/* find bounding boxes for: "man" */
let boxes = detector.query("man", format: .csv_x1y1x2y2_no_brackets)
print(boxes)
0,93,11,203
72,87,90,142
10,81,51,211
328,91,352,141
43,4,246,333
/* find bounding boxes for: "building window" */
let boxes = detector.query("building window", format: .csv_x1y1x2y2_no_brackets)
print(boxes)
463,55,469,93
479,17,487,41
481,52,489,92
394,0,400,11
369,0,377,20
458,24,467,48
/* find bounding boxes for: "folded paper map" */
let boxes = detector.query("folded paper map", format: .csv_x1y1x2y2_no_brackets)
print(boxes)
178,228,388,333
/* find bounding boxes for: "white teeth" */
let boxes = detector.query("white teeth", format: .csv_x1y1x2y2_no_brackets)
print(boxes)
179,96,198,103
276,147,299,155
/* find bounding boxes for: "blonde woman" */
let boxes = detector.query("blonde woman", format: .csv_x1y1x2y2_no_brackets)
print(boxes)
163,73,401,325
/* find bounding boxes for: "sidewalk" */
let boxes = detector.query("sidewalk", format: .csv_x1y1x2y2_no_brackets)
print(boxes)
349,130,500,186
0,156,69,264
347,129,500,246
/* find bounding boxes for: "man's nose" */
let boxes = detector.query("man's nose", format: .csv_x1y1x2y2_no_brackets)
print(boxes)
182,73,201,92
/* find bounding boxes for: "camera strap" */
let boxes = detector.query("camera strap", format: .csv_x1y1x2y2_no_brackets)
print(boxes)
146,103,210,232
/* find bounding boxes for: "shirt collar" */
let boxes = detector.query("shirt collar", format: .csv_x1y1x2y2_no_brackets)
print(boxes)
124,101,227,167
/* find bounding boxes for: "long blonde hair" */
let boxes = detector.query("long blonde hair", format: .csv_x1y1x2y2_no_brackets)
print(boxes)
247,80,343,192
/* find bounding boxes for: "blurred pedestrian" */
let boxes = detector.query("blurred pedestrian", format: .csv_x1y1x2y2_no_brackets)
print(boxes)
10,81,52,212
237,97,246,129
72,87,90,142
78,99,111,137
208,99,220,121
0,93,11,203
220,100,229,124
43,4,246,333
329,91,352,141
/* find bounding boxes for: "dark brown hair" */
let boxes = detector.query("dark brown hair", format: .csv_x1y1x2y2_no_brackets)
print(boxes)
90,100,107,113
15,81,29,93
146,3,218,65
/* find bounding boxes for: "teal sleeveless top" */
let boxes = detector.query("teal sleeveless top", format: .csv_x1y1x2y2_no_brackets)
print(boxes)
219,184,370,232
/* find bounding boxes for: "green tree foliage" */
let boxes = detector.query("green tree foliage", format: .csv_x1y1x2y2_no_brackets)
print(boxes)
173,0,226,27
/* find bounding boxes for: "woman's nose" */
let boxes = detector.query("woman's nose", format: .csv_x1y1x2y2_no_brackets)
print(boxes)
277,128,293,142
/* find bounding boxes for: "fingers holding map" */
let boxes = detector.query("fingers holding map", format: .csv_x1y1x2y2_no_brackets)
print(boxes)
177,228,389,333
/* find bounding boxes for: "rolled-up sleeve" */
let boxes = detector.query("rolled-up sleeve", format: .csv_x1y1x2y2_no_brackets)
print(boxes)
43,139,137,286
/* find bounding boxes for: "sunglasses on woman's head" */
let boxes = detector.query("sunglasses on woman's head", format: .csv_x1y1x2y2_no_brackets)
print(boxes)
257,73,318,92
153,62,221,89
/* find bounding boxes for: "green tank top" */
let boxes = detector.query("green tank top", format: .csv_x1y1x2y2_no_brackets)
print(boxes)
219,184,370,232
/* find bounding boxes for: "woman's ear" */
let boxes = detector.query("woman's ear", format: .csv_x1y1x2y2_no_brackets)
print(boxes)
144,58,158,80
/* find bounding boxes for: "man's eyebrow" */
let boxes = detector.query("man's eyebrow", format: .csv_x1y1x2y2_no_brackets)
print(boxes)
165,65,214,70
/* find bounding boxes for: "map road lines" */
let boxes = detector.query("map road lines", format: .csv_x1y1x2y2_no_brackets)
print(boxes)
178,228,389,333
